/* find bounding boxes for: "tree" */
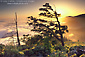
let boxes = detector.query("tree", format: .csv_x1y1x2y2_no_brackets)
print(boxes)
15,12,20,46
27,3,68,46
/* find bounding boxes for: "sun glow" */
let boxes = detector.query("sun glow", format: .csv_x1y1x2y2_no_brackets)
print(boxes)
56,8,68,18
69,33,74,37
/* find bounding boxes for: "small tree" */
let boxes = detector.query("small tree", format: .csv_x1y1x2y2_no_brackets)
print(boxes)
15,12,20,46
27,3,68,46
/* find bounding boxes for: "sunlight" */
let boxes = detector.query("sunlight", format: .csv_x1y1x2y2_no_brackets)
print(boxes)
69,33,74,37
8,29,13,32
56,8,67,18
57,10,63,15
54,7,69,22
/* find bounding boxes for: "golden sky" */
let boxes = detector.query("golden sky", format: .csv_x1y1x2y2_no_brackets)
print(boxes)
0,0,85,20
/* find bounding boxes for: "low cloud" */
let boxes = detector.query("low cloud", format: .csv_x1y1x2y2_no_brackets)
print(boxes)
0,20,5,22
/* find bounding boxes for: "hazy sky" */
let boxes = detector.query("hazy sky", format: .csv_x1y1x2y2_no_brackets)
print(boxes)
0,0,85,20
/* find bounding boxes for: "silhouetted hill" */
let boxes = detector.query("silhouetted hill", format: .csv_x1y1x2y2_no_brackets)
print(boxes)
67,14,85,18
75,14,85,17
63,14,85,29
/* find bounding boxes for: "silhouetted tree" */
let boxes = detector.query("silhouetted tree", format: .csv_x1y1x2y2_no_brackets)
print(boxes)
27,3,68,46
15,12,20,46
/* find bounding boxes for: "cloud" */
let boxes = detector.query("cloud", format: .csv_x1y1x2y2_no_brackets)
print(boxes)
0,20,5,22
0,29,8,38
0,24,35,45
4,23,15,27
0,23,34,38
2,31,17,38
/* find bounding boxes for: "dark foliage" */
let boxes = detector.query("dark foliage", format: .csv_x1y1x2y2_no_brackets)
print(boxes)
27,3,68,46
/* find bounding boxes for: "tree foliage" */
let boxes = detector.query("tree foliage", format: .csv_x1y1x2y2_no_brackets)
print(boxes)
27,3,68,46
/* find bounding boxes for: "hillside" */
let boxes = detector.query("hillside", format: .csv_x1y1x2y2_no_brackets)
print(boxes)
62,14,85,42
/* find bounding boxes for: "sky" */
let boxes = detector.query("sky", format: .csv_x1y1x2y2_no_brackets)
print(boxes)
0,0,85,27
0,0,85,19
0,0,85,44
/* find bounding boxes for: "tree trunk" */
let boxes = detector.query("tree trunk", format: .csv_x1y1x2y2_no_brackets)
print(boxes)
61,34,64,46
55,11,64,46
15,12,20,46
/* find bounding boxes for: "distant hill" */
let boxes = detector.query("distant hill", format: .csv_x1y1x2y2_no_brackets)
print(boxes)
75,14,85,17
63,14,85,42
67,14,85,17
63,14,85,29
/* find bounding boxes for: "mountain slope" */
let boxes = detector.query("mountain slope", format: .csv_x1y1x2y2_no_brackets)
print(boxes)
63,14,85,42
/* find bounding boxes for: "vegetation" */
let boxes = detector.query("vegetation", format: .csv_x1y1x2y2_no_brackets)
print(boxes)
0,40,85,57
27,3,68,46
